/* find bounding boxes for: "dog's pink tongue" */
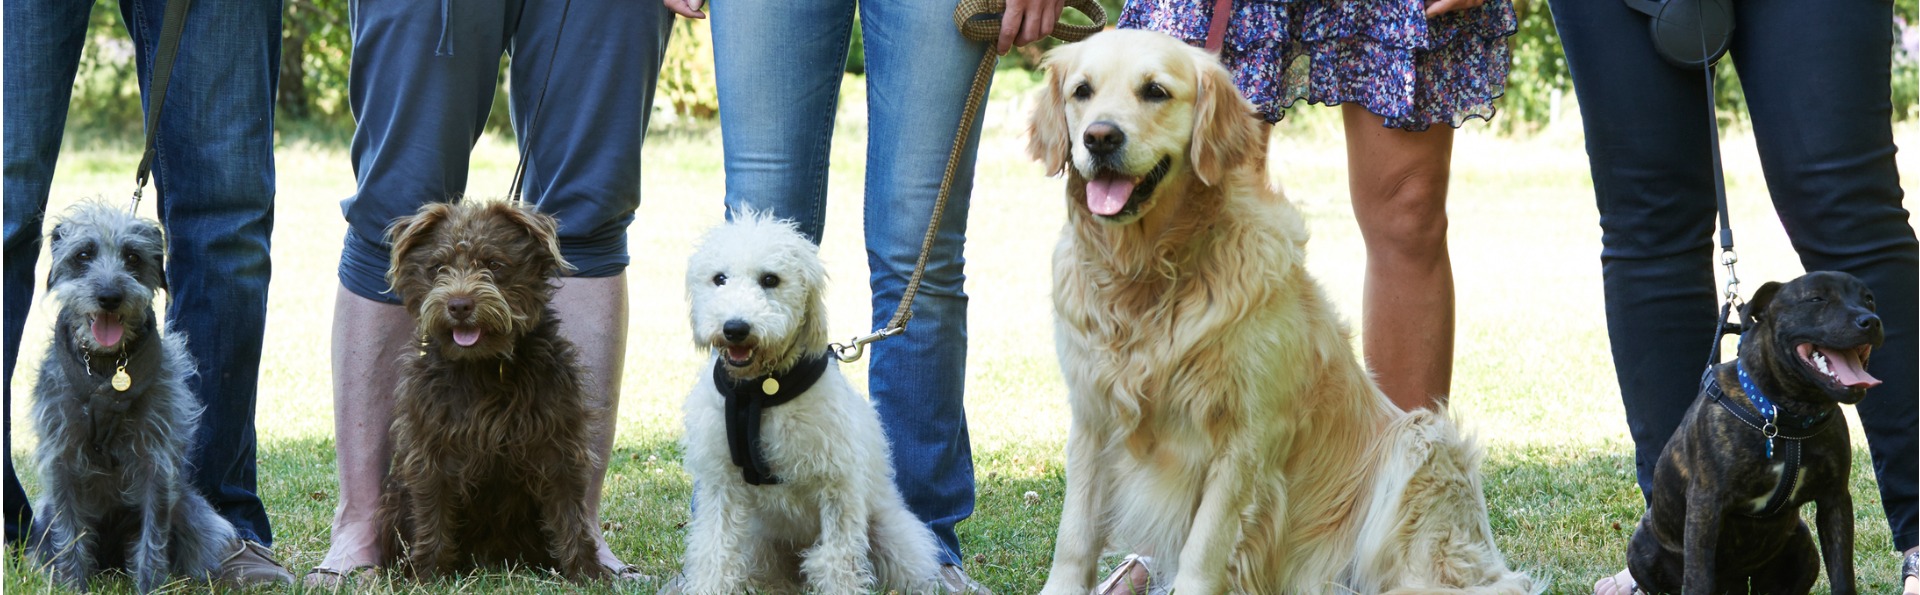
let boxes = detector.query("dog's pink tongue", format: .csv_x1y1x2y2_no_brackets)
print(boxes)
452,327,482,347
91,313,124,348
1819,347,1881,389
1085,174,1137,216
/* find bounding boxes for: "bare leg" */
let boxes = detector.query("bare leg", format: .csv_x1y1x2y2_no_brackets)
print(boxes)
309,287,410,581
549,274,629,573
1342,104,1457,411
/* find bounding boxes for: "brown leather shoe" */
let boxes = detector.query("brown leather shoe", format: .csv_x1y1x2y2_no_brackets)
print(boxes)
939,563,993,594
218,540,295,587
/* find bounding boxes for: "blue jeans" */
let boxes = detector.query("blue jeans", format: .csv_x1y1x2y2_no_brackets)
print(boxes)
709,0,987,567
3,0,281,546
1551,0,1919,551
339,0,672,302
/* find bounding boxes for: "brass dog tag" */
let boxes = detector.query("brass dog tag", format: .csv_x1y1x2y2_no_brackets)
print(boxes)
111,366,132,391
762,378,780,395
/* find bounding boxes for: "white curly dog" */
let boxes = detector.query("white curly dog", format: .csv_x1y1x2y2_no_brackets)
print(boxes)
677,211,941,595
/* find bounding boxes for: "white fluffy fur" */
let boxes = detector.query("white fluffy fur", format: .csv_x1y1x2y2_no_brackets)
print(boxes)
678,211,942,595
1030,31,1534,594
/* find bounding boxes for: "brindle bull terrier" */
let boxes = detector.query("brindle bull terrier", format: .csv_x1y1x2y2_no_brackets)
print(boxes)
1629,270,1883,594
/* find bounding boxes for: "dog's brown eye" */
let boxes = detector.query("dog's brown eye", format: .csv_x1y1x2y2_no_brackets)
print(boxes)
487,260,505,272
123,252,139,266
1142,82,1170,101
1807,296,1826,304
712,273,728,286
758,274,780,289
1072,82,1092,100
76,249,94,262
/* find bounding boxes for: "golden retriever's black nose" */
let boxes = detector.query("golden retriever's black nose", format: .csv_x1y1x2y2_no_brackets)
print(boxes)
723,319,751,343
447,297,475,321
1084,121,1125,156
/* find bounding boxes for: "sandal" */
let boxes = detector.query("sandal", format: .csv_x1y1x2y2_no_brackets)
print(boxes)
1096,554,1154,595
606,562,651,583
1593,569,1643,595
302,564,377,590
1901,548,1918,595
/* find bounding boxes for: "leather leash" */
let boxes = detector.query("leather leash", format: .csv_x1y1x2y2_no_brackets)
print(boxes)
127,0,195,214
829,0,1107,362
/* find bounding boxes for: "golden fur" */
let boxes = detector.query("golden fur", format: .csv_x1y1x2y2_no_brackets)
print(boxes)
1030,30,1532,594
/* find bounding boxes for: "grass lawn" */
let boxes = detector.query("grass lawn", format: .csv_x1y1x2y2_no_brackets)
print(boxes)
6,72,1918,593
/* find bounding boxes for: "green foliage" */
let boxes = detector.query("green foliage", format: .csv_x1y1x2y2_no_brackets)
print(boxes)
659,19,720,119
1496,0,1567,133
277,0,351,124
66,6,143,143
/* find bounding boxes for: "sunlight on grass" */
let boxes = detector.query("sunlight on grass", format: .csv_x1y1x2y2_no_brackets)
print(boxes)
6,75,1916,592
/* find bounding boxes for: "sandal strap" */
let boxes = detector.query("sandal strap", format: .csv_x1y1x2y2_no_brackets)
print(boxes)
1903,549,1919,580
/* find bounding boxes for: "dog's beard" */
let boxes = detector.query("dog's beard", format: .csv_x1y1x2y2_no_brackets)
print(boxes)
50,283,155,354
705,329,798,379
419,281,526,358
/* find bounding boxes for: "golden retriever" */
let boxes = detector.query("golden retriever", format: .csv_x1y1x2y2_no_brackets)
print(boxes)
1028,30,1533,594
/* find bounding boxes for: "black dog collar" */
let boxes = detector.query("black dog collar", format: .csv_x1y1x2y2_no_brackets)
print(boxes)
712,349,834,486
1704,369,1836,518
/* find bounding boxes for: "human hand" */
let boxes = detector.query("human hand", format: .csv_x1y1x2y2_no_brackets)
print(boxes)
1423,0,1483,17
997,0,1067,54
664,0,705,19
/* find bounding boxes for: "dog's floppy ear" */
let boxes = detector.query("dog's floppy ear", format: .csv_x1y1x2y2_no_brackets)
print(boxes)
492,202,574,276
44,220,70,288
129,220,169,294
1027,46,1077,177
1188,56,1264,187
385,202,454,291
1743,281,1784,328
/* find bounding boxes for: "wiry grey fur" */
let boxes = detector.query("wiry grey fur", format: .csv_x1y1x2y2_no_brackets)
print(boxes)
29,200,236,593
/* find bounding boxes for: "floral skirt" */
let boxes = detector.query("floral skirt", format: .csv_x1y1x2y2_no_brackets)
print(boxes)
1118,0,1517,131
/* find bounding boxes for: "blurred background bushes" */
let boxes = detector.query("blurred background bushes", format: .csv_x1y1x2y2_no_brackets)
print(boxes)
56,0,1920,142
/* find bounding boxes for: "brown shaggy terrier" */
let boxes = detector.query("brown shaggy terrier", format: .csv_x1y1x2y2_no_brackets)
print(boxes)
373,200,606,581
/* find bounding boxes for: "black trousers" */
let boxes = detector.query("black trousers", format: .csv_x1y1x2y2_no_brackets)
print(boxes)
1550,0,1918,551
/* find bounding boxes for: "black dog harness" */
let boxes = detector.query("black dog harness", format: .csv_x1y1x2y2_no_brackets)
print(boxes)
711,350,833,486
1704,364,1835,518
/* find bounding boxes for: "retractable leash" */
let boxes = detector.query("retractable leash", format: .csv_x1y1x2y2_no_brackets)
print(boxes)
827,0,1106,363
1622,0,1743,366
126,0,195,214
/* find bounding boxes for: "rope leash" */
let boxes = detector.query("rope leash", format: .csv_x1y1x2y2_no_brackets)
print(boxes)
127,0,195,214
829,0,1106,363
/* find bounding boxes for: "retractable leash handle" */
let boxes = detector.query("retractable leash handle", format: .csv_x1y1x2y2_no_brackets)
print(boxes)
829,0,1106,363
129,0,195,214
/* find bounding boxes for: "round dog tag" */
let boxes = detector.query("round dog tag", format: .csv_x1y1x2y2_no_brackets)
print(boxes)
111,366,132,391
762,378,780,395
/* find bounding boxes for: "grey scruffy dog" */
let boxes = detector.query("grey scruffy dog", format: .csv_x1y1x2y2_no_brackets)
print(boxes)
28,200,236,592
